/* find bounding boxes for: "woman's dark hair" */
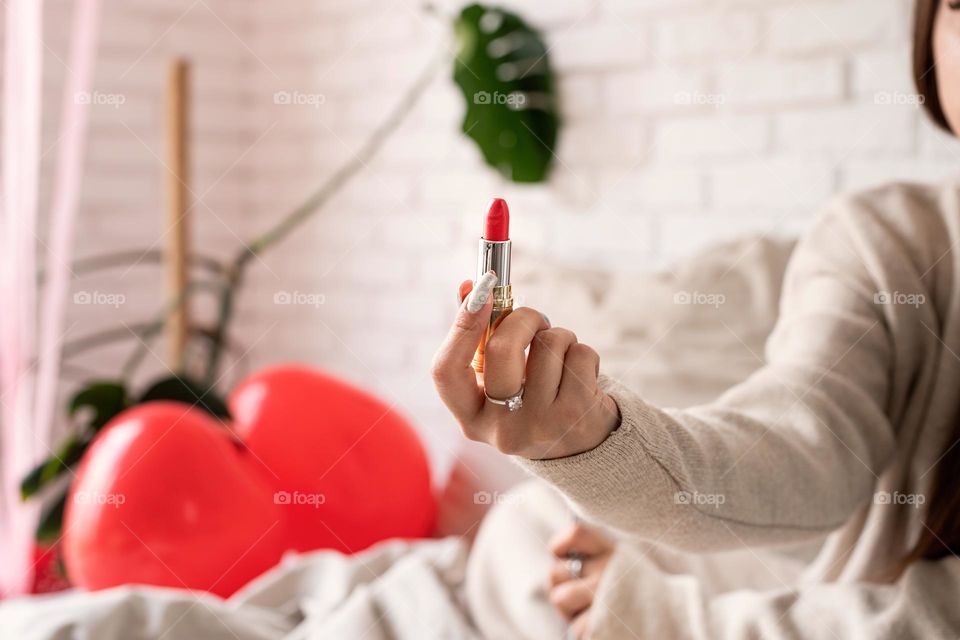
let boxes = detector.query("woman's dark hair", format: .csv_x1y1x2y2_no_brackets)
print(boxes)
914,0,951,131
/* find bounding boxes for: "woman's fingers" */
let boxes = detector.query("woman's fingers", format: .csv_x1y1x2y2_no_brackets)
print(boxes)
558,343,601,400
550,522,613,558
431,273,498,423
524,328,578,409
433,272,620,459
481,307,550,400
549,579,594,621
546,526,612,633
548,555,602,588
570,611,592,640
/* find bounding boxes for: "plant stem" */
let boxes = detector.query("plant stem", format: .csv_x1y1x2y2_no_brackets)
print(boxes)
202,43,448,384
239,46,448,267
59,281,222,361
42,250,224,283
203,265,241,387
63,322,160,360
120,281,223,377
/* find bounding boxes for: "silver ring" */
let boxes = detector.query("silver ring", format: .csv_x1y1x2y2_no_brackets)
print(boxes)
567,554,583,580
484,385,524,412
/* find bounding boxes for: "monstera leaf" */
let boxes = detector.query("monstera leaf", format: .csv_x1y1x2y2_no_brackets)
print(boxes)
453,3,558,183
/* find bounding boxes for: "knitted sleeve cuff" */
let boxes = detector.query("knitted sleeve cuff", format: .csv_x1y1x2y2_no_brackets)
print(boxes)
512,375,684,533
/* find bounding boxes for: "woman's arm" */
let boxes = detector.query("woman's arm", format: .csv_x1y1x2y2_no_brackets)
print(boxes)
588,544,960,639
434,191,926,550
513,195,918,550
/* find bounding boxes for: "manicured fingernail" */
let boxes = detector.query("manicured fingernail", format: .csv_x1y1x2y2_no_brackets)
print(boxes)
542,313,551,327
466,271,498,313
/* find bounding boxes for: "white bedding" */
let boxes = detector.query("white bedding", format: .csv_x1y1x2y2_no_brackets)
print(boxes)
0,538,478,640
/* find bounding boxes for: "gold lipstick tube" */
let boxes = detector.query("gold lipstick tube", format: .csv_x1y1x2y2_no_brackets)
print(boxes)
472,238,513,374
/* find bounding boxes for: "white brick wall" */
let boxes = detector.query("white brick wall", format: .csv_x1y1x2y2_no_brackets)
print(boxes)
37,0,259,396
31,0,960,476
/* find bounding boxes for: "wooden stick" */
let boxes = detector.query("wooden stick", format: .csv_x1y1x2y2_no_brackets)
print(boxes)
164,58,190,370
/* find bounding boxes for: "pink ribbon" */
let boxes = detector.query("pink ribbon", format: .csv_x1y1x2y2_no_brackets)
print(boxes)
34,0,102,494
0,0,45,598
0,0,101,596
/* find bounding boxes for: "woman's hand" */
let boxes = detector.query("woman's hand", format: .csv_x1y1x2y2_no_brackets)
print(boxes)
432,276,620,460
548,521,616,638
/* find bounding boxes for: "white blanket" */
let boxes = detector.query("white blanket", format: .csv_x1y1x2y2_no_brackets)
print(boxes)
0,538,480,640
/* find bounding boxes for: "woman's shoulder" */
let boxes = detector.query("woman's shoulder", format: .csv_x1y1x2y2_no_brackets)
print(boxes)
819,179,955,230
804,179,959,267
820,177,939,214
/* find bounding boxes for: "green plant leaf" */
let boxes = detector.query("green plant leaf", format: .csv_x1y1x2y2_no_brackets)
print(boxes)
138,375,231,419
453,3,559,183
36,487,67,543
20,434,92,500
68,381,129,431
20,381,127,501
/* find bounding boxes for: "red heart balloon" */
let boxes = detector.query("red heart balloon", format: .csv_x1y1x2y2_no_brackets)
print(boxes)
63,402,285,597
229,365,436,553
63,366,436,596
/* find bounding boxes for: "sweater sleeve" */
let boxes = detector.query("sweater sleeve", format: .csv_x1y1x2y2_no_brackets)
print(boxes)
515,195,915,550
589,545,960,639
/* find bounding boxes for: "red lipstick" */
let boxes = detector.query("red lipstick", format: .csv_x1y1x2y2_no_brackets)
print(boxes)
483,197,510,241
472,198,515,374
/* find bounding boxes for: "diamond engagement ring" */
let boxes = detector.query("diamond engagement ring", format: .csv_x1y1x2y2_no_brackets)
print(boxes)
567,554,584,580
484,385,524,412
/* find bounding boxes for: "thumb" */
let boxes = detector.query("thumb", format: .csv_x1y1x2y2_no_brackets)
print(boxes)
441,271,497,366
458,279,473,304
432,272,498,421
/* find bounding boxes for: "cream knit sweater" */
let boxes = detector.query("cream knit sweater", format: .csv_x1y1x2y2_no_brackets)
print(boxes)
516,181,960,638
